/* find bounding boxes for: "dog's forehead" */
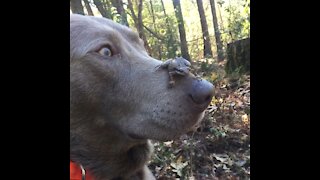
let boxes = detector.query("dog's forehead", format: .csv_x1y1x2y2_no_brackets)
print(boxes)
70,14,140,42
70,14,147,60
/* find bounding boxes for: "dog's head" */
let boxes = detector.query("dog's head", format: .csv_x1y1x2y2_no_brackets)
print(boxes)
70,14,214,141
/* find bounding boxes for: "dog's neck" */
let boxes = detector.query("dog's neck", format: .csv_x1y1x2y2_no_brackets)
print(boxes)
70,123,153,179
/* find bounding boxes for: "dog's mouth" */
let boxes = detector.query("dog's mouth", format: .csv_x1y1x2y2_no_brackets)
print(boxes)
131,108,206,141
187,94,212,113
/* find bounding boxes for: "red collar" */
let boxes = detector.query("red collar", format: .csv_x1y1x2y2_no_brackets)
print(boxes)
70,161,94,180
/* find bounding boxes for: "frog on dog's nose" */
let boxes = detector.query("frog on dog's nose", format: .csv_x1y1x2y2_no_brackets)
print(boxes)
156,57,192,87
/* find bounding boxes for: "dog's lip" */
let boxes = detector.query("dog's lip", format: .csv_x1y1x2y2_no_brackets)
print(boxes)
187,94,211,112
128,133,146,140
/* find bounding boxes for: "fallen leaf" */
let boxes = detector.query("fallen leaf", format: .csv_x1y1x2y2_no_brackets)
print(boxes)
164,141,173,146
235,160,247,167
213,154,229,163
242,114,249,124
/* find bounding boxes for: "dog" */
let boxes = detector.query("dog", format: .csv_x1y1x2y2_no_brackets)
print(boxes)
70,14,214,180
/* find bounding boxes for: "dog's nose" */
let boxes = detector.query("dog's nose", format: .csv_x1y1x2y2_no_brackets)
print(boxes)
190,79,214,105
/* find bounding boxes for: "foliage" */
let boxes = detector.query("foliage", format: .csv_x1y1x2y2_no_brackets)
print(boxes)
143,0,180,59
221,0,250,43
111,7,122,23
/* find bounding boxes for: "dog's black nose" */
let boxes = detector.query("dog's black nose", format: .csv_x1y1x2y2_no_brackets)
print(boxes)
190,79,214,105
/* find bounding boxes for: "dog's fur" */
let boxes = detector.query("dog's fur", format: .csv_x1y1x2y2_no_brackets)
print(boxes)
70,14,213,180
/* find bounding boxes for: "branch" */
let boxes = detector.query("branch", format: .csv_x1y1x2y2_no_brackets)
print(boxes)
142,25,166,41
127,0,137,25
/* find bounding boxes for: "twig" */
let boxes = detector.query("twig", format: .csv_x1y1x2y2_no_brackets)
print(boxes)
142,24,166,41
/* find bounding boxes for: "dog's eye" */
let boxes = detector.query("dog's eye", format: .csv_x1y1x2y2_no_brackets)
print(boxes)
98,47,113,57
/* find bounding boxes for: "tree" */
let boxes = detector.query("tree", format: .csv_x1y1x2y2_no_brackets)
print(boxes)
70,0,85,15
160,0,177,59
127,0,138,29
172,0,191,62
209,0,224,61
83,0,94,16
93,0,111,18
111,0,129,26
225,38,250,74
148,0,162,59
127,0,151,53
196,0,213,58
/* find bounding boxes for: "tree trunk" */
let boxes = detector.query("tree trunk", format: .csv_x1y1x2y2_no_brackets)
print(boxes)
127,0,138,27
196,0,213,58
217,2,224,32
172,0,191,62
93,0,110,18
111,0,129,26
70,0,85,15
161,0,177,59
83,0,94,16
225,38,250,75
137,0,144,38
149,0,162,59
209,0,224,61
127,0,151,54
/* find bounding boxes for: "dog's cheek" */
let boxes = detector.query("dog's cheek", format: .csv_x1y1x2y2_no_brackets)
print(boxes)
153,107,205,136
94,117,108,127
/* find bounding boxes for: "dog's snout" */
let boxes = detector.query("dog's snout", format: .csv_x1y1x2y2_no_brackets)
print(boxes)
189,79,214,106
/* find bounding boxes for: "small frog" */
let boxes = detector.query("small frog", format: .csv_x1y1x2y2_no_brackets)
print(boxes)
156,57,192,87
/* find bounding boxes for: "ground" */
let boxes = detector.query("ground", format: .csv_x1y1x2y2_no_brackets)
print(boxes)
149,61,250,180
